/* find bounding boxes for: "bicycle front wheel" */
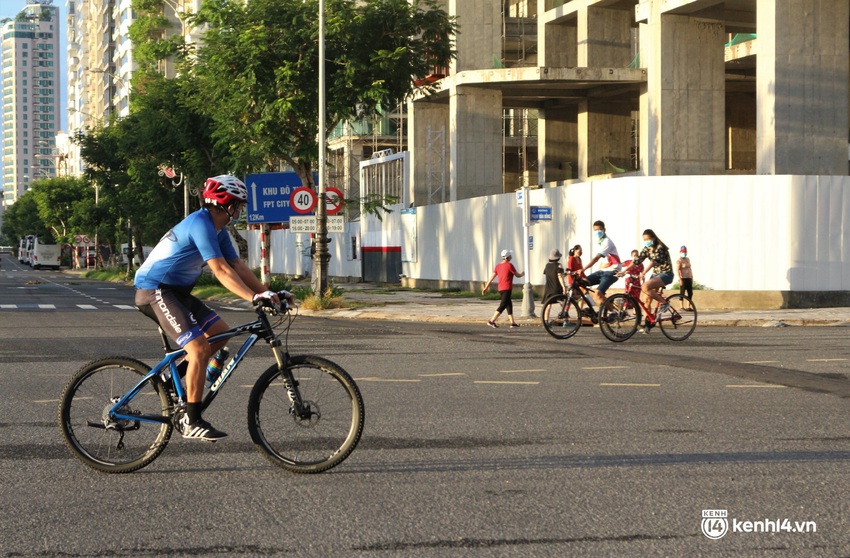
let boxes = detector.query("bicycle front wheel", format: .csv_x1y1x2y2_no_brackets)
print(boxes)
599,294,640,342
541,295,582,339
58,357,172,473
659,294,697,341
248,355,364,474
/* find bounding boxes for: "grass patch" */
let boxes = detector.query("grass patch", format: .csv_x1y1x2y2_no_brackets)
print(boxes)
84,267,134,283
300,287,346,310
481,290,523,300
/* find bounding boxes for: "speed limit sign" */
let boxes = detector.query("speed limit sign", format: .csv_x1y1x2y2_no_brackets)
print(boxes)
290,187,317,215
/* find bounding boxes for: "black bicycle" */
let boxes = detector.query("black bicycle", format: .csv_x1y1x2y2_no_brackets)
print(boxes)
58,299,365,474
541,275,621,342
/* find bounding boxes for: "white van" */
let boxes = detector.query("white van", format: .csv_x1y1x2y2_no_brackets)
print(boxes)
19,237,28,263
30,237,61,269
121,243,154,266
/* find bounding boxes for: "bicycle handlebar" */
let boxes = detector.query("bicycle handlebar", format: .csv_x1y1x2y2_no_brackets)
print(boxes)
252,291,294,316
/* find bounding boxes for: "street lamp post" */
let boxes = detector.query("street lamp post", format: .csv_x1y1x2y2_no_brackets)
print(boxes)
311,0,330,296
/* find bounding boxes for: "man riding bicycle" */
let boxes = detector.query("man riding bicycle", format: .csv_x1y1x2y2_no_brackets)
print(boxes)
134,175,292,441
580,220,622,305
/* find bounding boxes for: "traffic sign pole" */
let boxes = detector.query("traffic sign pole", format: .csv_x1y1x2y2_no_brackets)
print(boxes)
520,185,536,318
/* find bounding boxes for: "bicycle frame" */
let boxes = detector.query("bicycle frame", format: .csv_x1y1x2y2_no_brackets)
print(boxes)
566,278,599,319
107,308,286,427
626,290,664,326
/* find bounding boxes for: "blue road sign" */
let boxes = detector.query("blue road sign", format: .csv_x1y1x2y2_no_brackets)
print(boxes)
530,206,553,222
245,172,306,224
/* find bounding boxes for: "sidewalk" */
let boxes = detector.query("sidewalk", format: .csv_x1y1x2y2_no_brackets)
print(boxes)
289,282,850,327
63,268,850,327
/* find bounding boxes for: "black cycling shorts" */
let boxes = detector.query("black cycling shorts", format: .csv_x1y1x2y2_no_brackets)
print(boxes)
135,287,220,347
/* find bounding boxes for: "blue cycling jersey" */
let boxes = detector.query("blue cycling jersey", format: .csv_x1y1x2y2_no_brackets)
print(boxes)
134,209,239,290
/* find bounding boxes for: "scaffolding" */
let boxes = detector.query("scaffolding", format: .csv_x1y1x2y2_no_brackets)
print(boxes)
426,125,446,204
499,0,538,68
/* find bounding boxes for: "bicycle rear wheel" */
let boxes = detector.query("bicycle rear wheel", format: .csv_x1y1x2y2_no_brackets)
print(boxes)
599,294,640,342
541,295,582,339
659,294,697,341
248,355,364,473
58,357,172,473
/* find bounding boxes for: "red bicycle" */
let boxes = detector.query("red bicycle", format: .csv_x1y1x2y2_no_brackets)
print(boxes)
599,288,697,342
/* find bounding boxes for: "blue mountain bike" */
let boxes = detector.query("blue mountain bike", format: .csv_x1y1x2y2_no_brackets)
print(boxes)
58,300,365,474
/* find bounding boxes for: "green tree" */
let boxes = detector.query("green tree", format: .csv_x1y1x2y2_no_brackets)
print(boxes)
28,177,96,244
190,0,456,186
1,192,50,243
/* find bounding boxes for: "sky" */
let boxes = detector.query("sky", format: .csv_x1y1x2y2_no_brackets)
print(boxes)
0,0,69,130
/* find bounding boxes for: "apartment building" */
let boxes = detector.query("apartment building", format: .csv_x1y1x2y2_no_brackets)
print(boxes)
1,0,62,207
64,0,206,177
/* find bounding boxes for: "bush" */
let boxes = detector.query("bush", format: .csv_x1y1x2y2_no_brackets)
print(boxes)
196,269,293,293
671,280,709,291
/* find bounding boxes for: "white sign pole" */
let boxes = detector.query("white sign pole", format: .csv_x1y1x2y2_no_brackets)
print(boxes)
520,185,535,318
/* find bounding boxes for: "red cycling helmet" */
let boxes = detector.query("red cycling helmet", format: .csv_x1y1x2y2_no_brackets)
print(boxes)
202,175,247,207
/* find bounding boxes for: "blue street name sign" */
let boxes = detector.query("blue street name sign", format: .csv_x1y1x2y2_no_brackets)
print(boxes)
530,206,553,222
245,172,306,224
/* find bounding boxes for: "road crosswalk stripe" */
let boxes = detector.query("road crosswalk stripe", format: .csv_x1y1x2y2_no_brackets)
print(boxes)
0,303,135,310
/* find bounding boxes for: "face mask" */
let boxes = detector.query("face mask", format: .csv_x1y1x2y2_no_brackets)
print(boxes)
644,240,653,248
226,204,244,224
681,253,687,258
595,230,604,240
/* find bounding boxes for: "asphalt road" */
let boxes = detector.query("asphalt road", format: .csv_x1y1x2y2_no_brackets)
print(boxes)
2,258,850,556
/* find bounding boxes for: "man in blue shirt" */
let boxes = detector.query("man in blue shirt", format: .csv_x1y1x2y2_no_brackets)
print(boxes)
135,175,289,440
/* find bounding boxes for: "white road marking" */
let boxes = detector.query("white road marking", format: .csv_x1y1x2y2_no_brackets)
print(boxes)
599,383,661,387
725,384,786,388
77,304,98,310
474,380,539,385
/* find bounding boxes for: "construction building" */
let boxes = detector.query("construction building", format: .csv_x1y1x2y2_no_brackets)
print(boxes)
402,0,848,205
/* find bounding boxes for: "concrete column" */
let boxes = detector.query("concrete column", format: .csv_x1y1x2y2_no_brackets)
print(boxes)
408,99,450,207
449,0,501,72
540,21,577,68
578,97,632,179
578,6,632,68
727,93,757,171
450,86,503,200
538,105,578,183
639,12,726,175
757,0,849,175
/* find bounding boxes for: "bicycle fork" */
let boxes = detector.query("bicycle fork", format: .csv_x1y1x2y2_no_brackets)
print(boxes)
270,340,313,422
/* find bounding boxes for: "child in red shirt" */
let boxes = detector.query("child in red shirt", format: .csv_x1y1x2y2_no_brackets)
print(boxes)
622,249,644,300
565,245,585,289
